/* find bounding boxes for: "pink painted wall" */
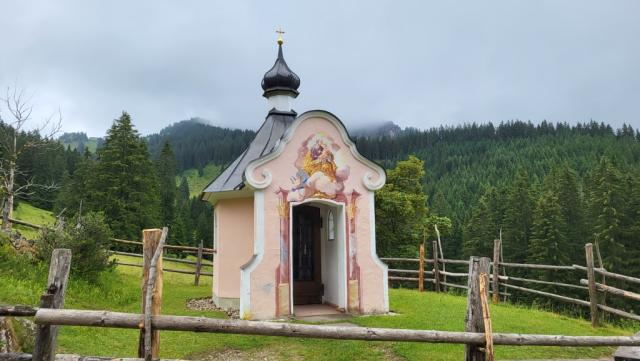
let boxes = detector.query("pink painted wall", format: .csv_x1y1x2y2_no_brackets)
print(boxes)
248,115,387,319
213,197,254,299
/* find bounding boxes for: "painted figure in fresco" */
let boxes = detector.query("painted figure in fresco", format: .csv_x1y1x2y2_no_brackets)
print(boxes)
288,133,350,202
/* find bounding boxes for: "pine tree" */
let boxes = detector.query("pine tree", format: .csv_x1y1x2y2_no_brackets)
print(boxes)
90,112,160,239
586,157,625,271
549,165,585,265
463,186,503,258
502,169,534,263
171,177,192,246
526,190,572,302
528,191,570,280
625,174,640,275
157,141,177,228
54,148,95,216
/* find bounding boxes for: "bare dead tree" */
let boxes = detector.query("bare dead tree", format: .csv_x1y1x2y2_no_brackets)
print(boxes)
0,85,62,230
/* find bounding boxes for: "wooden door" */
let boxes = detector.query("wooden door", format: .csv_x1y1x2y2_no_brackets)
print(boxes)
292,205,322,305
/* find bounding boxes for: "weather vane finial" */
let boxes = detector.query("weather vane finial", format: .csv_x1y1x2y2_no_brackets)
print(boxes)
276,27,285,45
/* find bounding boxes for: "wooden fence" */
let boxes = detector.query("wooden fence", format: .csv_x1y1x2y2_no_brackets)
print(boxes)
383,241,640,326
110,238,213,286
3,240,640,361
7,217,215,286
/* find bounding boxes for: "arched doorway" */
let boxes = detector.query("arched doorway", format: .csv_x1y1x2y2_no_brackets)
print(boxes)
289,200,347,314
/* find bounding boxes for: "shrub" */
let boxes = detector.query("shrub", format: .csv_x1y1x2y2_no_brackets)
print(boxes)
35,212,114,282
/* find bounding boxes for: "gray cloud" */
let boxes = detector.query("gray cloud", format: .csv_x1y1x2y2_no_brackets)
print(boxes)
1,0,639,136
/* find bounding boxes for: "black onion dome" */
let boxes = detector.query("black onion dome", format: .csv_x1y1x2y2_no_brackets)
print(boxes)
261,44,300,98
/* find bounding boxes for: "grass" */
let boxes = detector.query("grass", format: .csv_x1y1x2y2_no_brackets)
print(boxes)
12,202,55,239
178,163,222,197
0,247,636,360
59,138,99,153
0,202,637,359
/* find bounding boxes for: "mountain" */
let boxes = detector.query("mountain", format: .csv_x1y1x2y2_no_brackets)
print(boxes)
350,121,402,138
58,132,102,152
59,118,403,171
146,118,255,172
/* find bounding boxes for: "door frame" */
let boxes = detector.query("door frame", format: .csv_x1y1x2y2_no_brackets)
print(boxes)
289,199,347,314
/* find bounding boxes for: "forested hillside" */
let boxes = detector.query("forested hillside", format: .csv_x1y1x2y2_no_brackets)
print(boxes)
16,117,640,282
355,121,640,273
147,118,254,172
58,132,101,152
359,121,640,315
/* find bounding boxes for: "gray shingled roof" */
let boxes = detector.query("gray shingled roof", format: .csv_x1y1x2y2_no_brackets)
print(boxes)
202,110,296,194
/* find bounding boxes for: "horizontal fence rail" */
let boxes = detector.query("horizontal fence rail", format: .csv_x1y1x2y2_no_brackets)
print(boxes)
111,238,216,254
8,217,43,229
505,276,589,291
109,250,212,266
33,308,640,347
112,261,213,277
500,262,576,271
0,354,188,361
7,217,217,255
579,279,640,302
0,305,38,317
572,265,640,285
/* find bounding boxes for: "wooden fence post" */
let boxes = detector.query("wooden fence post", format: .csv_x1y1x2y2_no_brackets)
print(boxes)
479,273,494,361
194,240,203,286
465,256,490,361
492,239,501,304
418,244,425,292
33,249,72,361
585,243,599,327
433,240,441,292
434,224,447,292
138,229,165,358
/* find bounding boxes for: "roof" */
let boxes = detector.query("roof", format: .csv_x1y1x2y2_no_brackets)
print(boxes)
261,43,300,98
202,109,297,194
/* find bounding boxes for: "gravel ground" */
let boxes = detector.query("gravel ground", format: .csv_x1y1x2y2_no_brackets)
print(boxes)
197,348,288,361
186,297,240,319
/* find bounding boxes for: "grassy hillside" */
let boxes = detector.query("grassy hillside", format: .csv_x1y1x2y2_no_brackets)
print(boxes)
178,163,222,197
0,249,635,360
59,138,99,152
11,202,55,239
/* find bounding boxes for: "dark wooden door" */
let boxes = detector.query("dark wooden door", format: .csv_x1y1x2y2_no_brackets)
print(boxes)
292,205,322,305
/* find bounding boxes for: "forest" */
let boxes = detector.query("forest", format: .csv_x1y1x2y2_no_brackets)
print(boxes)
4,116,640,281
355,121,640,275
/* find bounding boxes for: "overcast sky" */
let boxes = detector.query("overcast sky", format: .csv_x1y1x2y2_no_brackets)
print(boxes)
1,1,639,136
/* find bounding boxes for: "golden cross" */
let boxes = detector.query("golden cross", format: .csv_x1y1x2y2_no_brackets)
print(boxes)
276,27,285,45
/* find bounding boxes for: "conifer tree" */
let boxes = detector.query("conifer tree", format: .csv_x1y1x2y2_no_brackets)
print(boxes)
625,174,640,274
549,165,585,264
54,148,95,216
586,157,625,271
527,190,570,284
157,141,177,228
527,189,572,304
502,169,534,263
171,177,192,246
463,186,503,258
91,112,160,239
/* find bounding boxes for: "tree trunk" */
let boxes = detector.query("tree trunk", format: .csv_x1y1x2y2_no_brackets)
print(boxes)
2,164,15,231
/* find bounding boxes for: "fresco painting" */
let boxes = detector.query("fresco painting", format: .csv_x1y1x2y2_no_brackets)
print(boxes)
287,133,350,202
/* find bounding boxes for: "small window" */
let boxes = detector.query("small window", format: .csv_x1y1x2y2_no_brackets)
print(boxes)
328,210,335,241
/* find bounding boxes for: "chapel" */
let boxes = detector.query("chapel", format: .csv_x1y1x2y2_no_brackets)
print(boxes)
201,34,388,320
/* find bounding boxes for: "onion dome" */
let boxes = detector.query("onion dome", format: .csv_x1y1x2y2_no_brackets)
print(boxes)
261,37,300,98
